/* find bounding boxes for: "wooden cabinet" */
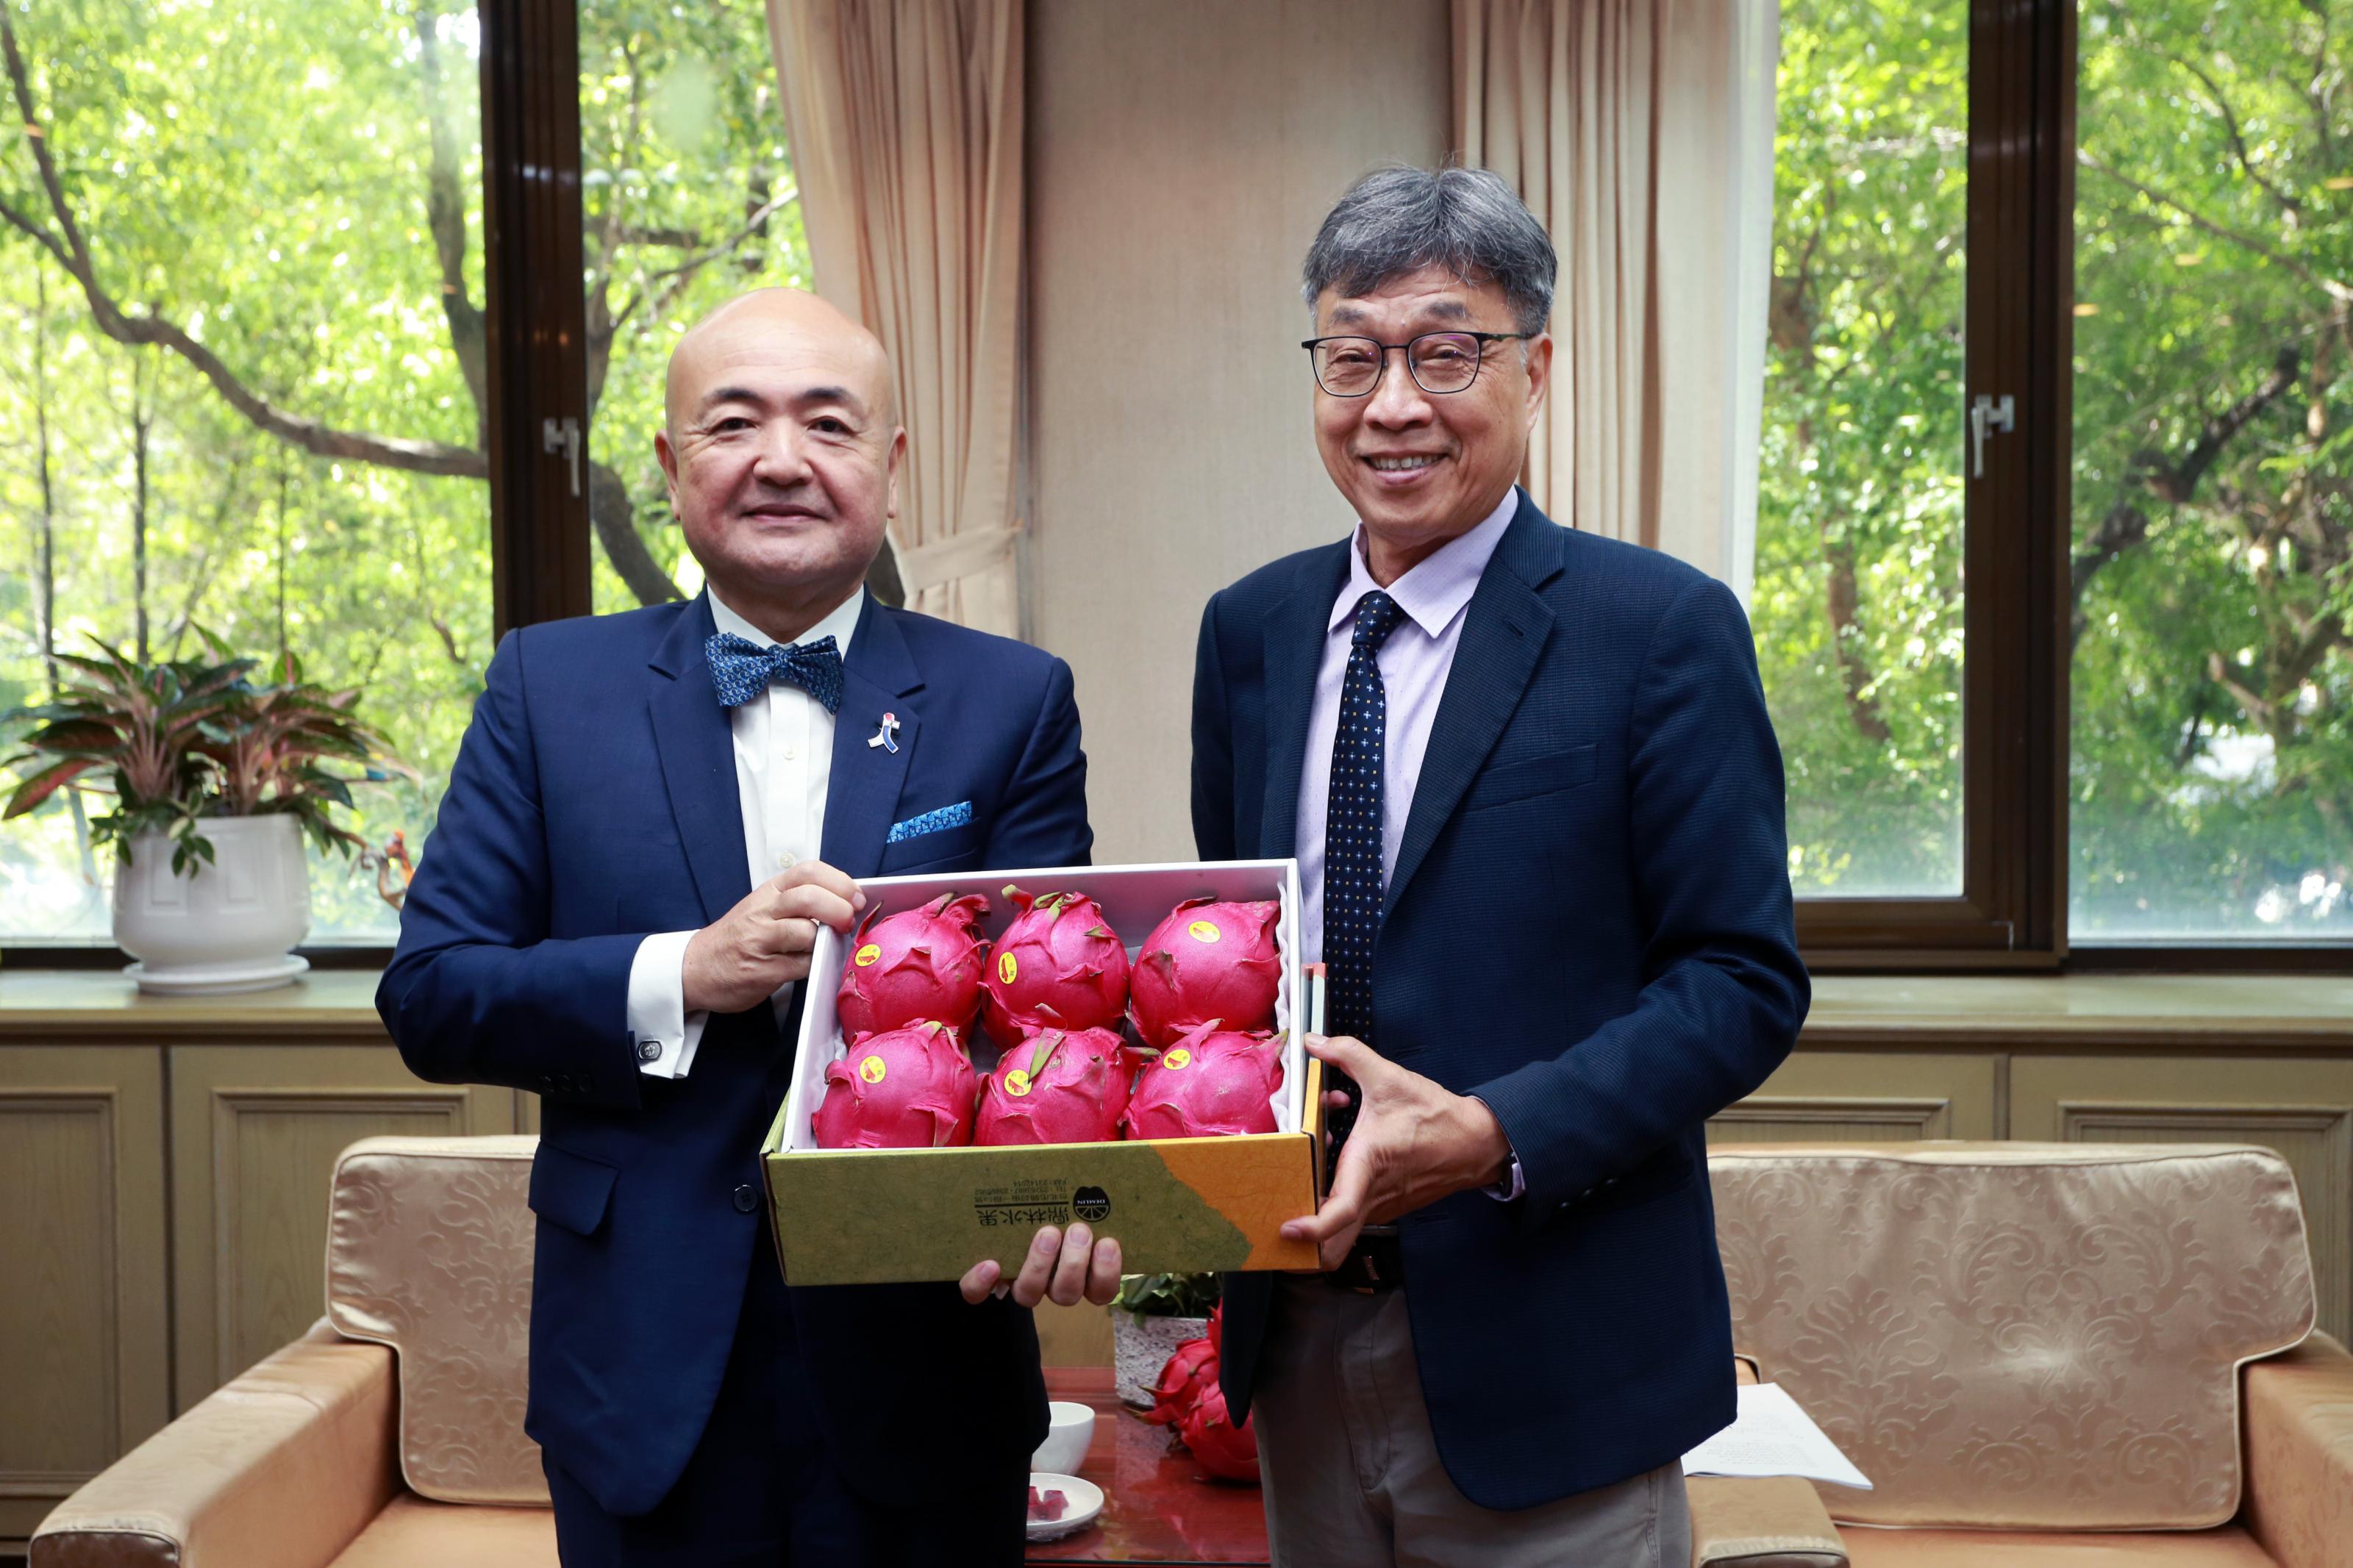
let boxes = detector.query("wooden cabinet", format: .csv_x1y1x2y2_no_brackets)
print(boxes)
167,1045,515,1409
1712,1050,2002,1143
0,1046,169,1545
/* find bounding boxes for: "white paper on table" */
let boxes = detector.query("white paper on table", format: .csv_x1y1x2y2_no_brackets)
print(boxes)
1681,1383,1873,1489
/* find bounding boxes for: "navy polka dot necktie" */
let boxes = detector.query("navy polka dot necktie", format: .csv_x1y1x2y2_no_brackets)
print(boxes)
1323,590,1404,1145
705,631,845,715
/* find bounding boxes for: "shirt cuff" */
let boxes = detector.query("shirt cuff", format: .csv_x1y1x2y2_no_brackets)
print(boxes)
1484,1153,1527,1203
626,931,707,1078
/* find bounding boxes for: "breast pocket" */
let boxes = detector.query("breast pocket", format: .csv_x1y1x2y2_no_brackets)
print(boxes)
876,817,982,875
1461,744,1598,812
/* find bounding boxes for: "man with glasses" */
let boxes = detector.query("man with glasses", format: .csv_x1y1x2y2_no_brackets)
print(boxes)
1190,166,1808,1565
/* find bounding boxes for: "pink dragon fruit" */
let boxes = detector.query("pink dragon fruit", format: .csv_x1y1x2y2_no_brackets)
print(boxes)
811,1022,978,1149
836,891,990,1039
1126,897,1282,1048
978,888,1130,1039
974,1025,1135,1146
1121,1020,1284,1139
1178,1381,1260,1483
1142,1333,1218,1427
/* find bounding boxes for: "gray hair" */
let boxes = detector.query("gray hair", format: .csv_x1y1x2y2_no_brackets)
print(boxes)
1302,165,1556,335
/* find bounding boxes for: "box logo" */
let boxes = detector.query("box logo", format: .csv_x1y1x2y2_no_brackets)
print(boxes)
1072,1186,1112,1223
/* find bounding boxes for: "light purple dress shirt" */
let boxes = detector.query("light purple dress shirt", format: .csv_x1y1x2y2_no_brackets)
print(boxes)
1296,485,1520,961
1293,486,1525,1201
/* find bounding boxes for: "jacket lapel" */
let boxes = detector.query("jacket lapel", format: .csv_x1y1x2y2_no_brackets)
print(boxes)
648,594,752,925
1259,543,1353,860
821,597,924,880
1383,497,1565,918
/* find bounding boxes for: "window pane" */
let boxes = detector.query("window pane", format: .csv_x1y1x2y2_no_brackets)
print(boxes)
1757,0,1968,898
579,0,807,617
0,0,488,946
2071,2,2353,939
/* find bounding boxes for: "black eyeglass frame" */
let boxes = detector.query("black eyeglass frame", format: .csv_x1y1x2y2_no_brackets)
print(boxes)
1299,331,1535,397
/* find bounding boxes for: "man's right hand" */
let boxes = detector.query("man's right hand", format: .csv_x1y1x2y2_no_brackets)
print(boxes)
682,861,865,1014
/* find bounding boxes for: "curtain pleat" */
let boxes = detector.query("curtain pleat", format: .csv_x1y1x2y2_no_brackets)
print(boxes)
767,0,1024,634
1452,0,1774,601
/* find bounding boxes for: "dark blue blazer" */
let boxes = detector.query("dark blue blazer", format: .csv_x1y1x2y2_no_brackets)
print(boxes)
378,592,1089,1516
1192,492,1807,1511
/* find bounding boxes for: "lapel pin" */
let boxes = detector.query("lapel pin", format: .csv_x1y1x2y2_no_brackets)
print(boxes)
867,712,901,753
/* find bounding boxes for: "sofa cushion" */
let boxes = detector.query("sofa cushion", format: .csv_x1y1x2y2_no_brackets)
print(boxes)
1840,1525,2277,1567
326,1136,547,1506
1710,1144,2314,1531
325,1494,557,1568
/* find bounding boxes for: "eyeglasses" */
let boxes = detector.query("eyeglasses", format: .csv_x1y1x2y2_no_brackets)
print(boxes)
1301,331,1532,397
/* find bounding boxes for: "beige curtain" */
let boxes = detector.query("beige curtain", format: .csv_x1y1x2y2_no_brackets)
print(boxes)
1452,0,1777,600
766,0,1024,634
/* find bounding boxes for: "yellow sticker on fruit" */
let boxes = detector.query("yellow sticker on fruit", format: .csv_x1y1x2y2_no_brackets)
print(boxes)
1163,1048,1193,1070
858,1055,887,1084
1004,1068,1032,1097
1188,920,1221,943
854,943,881,967
999,952,1018,984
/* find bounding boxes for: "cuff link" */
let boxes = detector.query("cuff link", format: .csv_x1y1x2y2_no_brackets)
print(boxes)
636,1037,663,1064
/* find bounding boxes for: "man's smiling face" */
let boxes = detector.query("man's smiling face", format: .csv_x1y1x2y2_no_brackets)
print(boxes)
657,289,904,609
1310,264,1550,575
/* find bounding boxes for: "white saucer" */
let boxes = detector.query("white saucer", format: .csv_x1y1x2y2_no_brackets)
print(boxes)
124,954,311,995
1024,1472,1104,1542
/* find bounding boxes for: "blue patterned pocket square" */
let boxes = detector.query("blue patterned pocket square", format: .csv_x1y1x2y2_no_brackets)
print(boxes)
887,801,973,845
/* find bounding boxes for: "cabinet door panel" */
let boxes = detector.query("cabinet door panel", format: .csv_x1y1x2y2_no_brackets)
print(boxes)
0,1046,168,1542
1710,1051,2001,1144
170,1044,515,1409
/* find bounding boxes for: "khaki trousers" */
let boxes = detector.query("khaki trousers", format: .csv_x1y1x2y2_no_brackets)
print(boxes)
1252,1278,1691,1568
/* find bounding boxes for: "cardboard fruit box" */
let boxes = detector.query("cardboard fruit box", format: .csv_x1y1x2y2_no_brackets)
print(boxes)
760,859,1324,1286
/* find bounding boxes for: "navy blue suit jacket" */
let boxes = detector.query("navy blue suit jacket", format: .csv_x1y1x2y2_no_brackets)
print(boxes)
378,592,1088,1516
1192,492,1807,1510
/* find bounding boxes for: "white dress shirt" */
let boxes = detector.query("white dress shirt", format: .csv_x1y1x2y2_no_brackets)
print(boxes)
625,587,865,1078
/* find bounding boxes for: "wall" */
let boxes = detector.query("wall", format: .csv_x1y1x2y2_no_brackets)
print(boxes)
1026,0,1454,864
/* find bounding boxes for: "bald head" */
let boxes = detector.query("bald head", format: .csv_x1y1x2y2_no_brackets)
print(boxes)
664,287,897,438
654,287,907,640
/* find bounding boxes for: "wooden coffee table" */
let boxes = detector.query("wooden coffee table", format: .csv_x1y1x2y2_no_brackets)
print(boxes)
1026,1370,1270,1565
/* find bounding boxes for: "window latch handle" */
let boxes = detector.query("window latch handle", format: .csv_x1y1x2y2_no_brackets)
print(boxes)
1969,393,2014,479
541,416,583,498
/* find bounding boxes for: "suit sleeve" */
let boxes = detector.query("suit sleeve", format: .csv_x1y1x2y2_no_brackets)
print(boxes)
1469,577,1809,1221
979,655,1093,870
375,630,646,1112
1190,593,1238,862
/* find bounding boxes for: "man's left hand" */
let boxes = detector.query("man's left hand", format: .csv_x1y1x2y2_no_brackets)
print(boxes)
958,1223,1122,1309
1279,1033,1514,1270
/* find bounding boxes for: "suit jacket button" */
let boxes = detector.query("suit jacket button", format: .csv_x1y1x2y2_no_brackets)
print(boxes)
733,1184,760,1214
636,1038,662,1064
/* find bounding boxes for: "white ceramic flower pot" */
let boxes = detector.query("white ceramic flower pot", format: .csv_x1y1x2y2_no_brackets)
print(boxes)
1112,1312,1210,1408
114,815,312,993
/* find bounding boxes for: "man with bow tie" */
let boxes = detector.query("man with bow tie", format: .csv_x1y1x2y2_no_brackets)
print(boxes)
379,287,1117,1567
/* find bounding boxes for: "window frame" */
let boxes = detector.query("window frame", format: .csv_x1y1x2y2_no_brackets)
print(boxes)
1793,0,2072,970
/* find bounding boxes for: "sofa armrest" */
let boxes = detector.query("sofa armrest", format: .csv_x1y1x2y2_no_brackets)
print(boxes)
2243,1331,2353,1568
32,1320,401,1568
1688,1357,1846,1568
1688,1475,1848,1568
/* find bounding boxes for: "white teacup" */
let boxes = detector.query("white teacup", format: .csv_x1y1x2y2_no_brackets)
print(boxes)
1029,1400,1096,1475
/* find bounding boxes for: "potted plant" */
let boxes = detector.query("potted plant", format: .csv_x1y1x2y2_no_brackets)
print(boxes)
1108,1271,1221,1408
2,633,410,992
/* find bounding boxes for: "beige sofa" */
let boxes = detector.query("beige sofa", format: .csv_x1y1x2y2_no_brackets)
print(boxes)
1703,1143,2353,1568
31,1139,2353,1567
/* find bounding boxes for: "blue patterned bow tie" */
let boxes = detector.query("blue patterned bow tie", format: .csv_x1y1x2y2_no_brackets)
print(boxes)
705,631,845,715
